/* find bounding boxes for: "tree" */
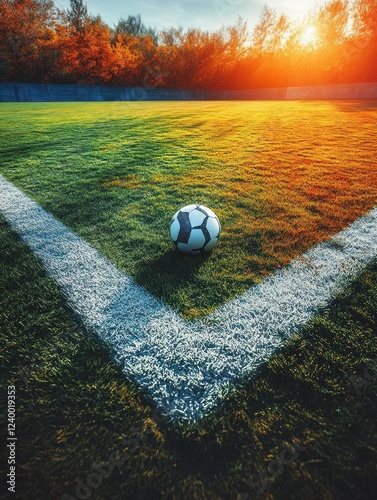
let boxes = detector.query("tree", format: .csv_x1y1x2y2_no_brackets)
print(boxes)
251,5,276,57
156,26,231,89
225,16,249,61
310,0,350,83
314,0,349,47
353,0,377,37
0,0,62,82
251,5,289,57
114,14,158,44
248,5,292,87
58,16,121,84
352,0,377,80
66,0,88,33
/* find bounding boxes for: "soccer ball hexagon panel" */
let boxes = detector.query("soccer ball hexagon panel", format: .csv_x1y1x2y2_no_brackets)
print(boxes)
169,205,221,255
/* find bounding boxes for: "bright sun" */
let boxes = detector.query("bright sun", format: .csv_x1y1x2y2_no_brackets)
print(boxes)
300,25,317,45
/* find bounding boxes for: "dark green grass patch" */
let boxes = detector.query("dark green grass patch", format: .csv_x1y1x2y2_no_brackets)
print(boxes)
1,216,376,499
0,101,376,318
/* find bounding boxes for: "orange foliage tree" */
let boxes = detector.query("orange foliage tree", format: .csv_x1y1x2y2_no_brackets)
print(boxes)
0,0,61,82
351,0,377,81
56,16,119,84
1,0,376,88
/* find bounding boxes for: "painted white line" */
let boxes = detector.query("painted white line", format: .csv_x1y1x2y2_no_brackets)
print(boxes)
1,175,377,422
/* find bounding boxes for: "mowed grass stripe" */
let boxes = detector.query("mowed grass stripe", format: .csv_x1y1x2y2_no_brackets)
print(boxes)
1,175,377,422
1,101,376,318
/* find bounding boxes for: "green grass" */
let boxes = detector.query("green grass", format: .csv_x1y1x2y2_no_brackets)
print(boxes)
1,100,376,498
1,213,377,499
1,101,376,318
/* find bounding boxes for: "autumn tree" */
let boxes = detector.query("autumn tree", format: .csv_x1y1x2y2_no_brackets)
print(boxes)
221,17,249,88
310,0,350,83
54,1,119,84
0,0,376,89
249,5,291,87
66,0,88,32
112,15,159,87
251,5,289,57
114,14,158,44
352,0,377,80
0,0,61,82
112,33,156,87
157,27,230,89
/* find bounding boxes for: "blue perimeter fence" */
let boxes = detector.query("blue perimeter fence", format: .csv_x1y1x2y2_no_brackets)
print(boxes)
1,81,377,102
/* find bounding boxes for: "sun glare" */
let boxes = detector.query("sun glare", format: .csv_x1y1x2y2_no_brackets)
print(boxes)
301,25,317,46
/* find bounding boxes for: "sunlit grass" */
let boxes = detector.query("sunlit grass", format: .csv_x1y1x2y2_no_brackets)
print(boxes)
1,101,376,497
1,215,376,499
1,100,376,318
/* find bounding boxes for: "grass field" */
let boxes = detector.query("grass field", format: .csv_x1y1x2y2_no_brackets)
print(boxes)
1,215,376,499
0,101,376,318
1,100,377,499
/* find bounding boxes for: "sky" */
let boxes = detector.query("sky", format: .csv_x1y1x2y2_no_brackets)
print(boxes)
55,0,323,32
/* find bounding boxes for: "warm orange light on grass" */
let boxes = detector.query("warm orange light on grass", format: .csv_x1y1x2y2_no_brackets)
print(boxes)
1,101,376,318
300,25,317,46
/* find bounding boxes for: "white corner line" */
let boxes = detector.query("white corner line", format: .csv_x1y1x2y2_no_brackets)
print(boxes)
1,174,377,422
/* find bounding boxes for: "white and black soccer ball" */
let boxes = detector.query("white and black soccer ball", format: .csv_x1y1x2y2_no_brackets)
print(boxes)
169,204,221,255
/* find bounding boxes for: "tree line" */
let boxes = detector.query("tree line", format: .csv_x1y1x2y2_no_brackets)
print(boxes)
0,0,376,88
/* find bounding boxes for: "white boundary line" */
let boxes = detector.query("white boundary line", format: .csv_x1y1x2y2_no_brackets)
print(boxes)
1,174,377,422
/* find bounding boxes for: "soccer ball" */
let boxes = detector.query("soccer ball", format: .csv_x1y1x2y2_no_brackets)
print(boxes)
169,204,221,255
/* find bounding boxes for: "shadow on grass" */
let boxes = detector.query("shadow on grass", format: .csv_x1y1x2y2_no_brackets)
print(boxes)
134,249,211,309
332,99,377,113
164,263,377,482
2,214,377,499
